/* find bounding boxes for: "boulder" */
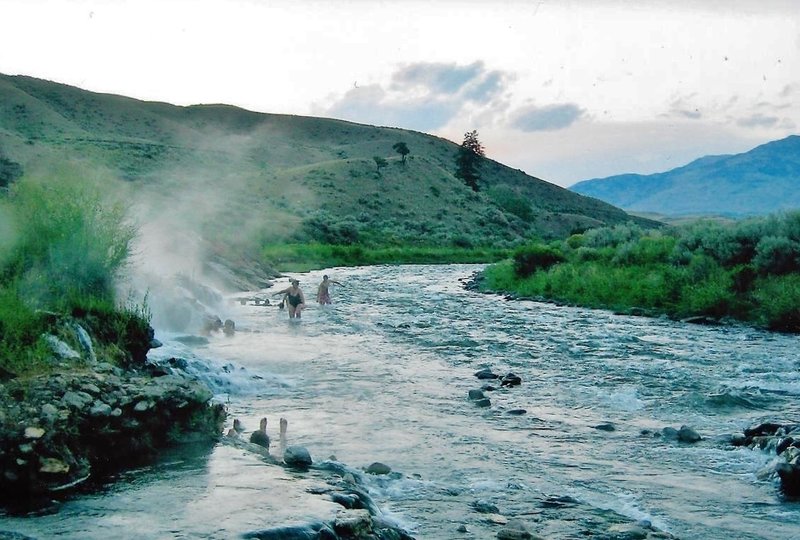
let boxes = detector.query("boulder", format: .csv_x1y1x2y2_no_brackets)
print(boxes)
284,445,313,469
677,425,702,443
468,389,486,400
474,368,499,380
471,499,499,514
365,462,391,475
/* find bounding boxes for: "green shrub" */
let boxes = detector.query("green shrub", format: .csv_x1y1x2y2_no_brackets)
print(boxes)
752,275,800,332
0,175,142,374
487,186,533,222
753,236,800,275
513,244,565,278
2,177,135,309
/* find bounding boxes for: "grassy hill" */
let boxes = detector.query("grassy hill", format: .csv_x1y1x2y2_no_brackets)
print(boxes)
570,136,800,217
0,73,653,277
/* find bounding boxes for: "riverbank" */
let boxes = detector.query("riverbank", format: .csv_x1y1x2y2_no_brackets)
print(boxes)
472,216,800,334
261,243,510,272
0,361,225,511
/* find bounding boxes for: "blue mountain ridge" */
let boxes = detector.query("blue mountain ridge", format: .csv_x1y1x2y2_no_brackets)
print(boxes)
569,135,800,217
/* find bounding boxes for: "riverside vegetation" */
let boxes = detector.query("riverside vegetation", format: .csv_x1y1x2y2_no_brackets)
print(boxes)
480,211,800,333
0,174,225,508
0,72,654,277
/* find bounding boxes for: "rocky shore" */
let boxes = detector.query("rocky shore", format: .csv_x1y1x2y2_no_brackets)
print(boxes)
732,422,800,497
0,318,226,510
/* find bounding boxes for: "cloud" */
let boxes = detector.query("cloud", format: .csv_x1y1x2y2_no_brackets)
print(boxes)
510,103,585,132
391,61,484,95
737,113,781,128
324,84,460,131
321,61,511,131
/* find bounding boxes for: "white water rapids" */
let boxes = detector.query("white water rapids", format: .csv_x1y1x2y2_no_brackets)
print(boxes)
3,264,800,539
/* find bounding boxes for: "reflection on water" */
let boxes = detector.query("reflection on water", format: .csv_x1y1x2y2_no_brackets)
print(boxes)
3,264,800,539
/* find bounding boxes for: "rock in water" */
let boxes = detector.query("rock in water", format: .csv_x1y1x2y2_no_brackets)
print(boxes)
284,445,312,469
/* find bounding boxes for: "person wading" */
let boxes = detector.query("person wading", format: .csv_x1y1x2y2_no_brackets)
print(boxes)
273,279,306,319
316,275,342,305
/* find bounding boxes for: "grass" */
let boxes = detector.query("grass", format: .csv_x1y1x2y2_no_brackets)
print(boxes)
480,216,800,333
262,243,510,272
0,173,148,376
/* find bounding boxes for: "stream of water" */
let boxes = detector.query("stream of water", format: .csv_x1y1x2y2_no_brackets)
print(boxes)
3,264,800,539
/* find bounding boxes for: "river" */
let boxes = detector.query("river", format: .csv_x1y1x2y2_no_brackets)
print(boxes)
2,264,800,539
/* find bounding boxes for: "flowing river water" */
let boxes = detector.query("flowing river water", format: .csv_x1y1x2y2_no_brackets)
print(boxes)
3,264,800,539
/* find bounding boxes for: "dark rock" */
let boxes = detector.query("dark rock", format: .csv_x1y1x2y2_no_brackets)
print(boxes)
661,427,679,440
744,422,784,438
365,462,391,475
242,521,335,540
474,368,499,380
471,499,499,513
497,519,538,540
334,509,372,538
331,493,362,509
777,437,795,455
540,495,579,508
677,425,702,443
730,433,748,446
500,373,522,387
776,462,800,497
468,389,486,400
594,423,616,432
473,398,491,408
284,446,313,469
481,384,497,392
507,409,527,416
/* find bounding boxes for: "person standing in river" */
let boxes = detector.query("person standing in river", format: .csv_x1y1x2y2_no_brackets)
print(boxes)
316,275,342,305
272,279,306,318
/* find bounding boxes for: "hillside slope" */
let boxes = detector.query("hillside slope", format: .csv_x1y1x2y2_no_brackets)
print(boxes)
570,136,800,217
0,73,652,264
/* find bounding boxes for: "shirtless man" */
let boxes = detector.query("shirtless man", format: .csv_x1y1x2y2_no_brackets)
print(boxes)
316,275,342,305
272,279,306,318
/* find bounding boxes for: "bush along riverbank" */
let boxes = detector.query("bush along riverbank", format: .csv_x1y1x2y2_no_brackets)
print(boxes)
0,311,226,510
0,175,225,511
476,213,800,333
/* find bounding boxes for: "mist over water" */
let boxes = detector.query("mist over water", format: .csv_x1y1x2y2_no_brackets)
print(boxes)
5,264,800,539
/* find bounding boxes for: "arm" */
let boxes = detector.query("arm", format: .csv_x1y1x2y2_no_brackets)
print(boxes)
272,287,290,297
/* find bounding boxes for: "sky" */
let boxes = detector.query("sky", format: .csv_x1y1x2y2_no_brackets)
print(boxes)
1,0,798,187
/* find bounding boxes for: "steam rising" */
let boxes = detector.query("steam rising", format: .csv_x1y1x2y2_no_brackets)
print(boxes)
121,125,313,335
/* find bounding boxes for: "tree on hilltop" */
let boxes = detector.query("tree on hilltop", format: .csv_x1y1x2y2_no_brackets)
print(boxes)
392,142,410,165
455,130,484,192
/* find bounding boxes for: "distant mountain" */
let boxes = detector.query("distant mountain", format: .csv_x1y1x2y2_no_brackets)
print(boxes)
570,136,800,217
0,73,653,272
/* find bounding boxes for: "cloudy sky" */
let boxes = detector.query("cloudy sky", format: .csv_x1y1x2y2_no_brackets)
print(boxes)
1,0,797,187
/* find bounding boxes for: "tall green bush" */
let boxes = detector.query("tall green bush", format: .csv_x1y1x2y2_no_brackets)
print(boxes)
0,175,140,374
2,178,135,309
513,244,565,277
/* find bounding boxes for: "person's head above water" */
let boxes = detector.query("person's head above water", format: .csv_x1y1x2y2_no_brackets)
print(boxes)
290,279,299,286
323,275,329,281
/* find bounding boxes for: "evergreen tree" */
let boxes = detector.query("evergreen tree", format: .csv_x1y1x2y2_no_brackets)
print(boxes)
392,142,410,165
455,130,484,191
